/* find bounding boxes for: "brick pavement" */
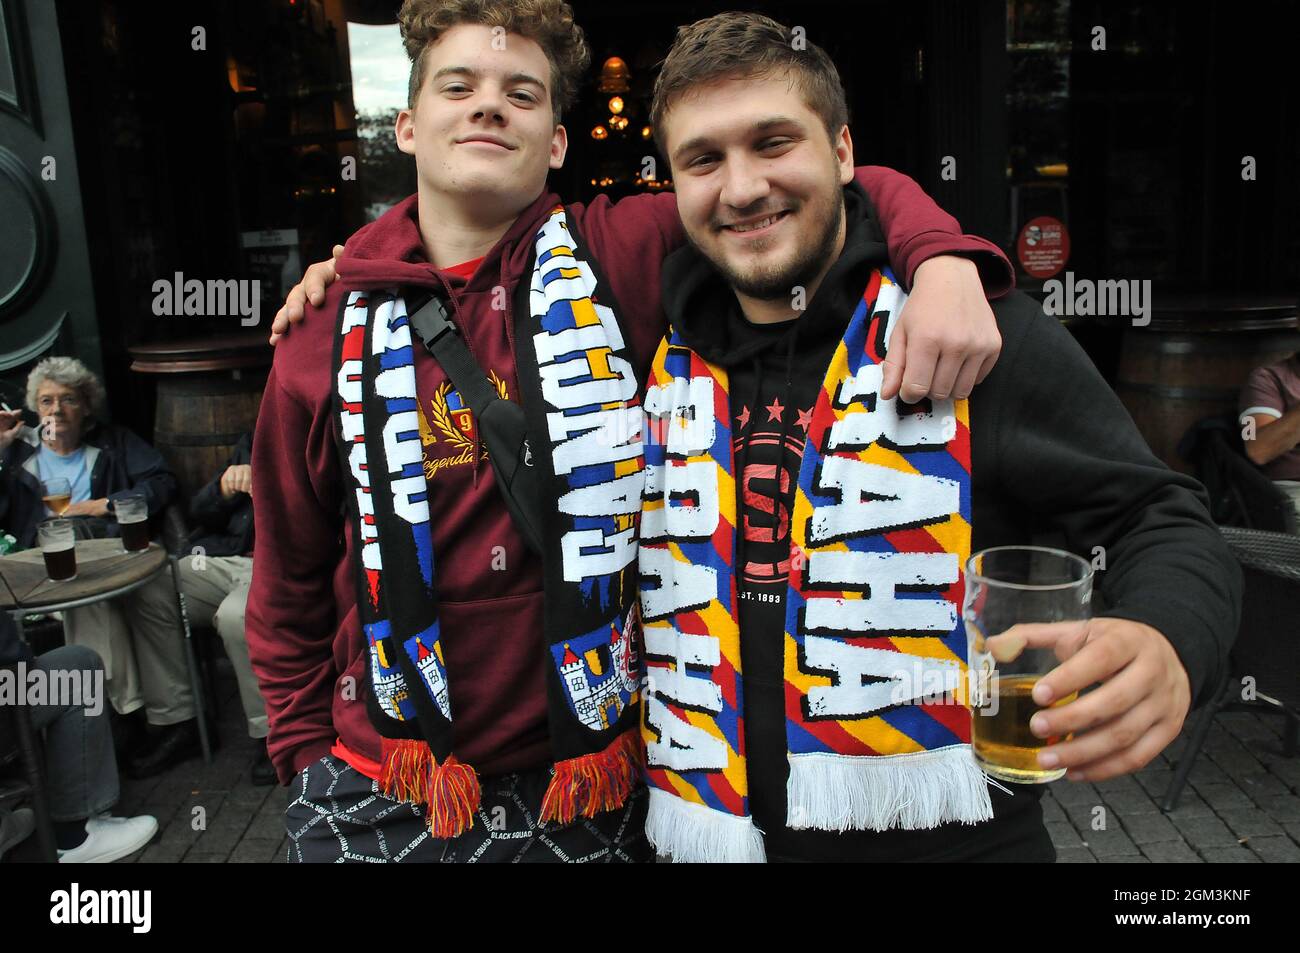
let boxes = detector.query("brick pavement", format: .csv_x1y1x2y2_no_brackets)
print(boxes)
104,660,1298,863
1045,709,1300,862
115,657,290,864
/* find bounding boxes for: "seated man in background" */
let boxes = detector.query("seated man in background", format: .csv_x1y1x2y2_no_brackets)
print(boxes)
0,357,199,778
1239,350,1300,528
0,612,159,862
175,432,274,785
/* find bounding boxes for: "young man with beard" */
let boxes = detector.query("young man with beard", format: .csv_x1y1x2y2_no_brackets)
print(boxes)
636,12,1241,862
252,0,1015,863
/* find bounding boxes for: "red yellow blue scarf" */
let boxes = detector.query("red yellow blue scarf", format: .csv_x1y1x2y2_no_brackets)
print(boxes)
638,269,992,862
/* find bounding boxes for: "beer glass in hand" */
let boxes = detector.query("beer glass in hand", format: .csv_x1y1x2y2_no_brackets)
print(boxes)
964,546,1092,783
114,493,150,553
38,518,77,581
42,477,72,516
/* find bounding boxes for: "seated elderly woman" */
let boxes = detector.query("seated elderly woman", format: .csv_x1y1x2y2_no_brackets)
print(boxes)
0,356,201,778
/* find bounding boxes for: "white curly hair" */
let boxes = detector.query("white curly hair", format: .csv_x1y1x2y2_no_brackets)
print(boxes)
26,355,105,418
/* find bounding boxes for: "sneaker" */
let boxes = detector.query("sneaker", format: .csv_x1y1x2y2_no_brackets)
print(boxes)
57,814,159,863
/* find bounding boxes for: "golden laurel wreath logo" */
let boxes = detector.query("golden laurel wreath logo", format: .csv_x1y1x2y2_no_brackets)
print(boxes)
422,373,509,456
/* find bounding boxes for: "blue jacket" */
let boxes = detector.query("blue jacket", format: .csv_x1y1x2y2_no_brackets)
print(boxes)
0,420,177,549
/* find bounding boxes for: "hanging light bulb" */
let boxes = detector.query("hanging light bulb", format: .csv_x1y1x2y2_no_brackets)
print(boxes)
608,96,624,115
598,57,630,93
591,125,608,140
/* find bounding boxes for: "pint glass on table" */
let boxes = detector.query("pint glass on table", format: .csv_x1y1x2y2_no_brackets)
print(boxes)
37,518,77,581
963,546,1092,783
114,494,150,553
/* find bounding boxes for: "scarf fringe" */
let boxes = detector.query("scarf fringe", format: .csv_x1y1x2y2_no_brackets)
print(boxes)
424,754,480,839
378,737,433,804
540,728,642,825
645,789,766,863
379,738,481,838
786,745,993,832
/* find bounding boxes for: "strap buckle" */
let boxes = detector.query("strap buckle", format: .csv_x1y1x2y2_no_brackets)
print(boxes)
408,293,458,353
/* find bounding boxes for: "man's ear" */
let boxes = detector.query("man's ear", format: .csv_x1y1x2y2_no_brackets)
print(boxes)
835,124,854,185
549,122,569,170
395,107,416,157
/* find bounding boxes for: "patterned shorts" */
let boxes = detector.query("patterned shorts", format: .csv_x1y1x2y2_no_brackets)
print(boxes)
284,753,652,863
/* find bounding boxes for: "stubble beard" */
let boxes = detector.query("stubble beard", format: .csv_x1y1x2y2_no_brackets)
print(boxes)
697,186,845,302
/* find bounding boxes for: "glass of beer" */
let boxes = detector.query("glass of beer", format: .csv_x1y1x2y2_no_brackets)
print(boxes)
964,546,1092,783
37,518,77,581
114,493,150,553
42,477,72,516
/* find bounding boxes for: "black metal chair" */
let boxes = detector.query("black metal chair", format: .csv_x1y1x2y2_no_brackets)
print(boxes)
1162,526,1300,811
1178,412,1297,534
0,661,58,861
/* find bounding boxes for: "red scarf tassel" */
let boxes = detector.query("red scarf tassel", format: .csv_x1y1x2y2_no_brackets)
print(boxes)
379,738,481,838
540,728,643,826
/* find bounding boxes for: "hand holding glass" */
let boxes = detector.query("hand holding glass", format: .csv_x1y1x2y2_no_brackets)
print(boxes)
964,546,1092,783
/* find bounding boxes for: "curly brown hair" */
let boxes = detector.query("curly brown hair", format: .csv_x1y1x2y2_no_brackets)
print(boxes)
650,12,848,154
397,0,590,122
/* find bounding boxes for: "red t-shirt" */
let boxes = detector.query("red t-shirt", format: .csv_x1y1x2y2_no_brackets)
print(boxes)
1239,354,1300,481
443,256,484,280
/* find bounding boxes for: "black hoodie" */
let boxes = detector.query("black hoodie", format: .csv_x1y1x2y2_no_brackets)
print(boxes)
659,183,1241,862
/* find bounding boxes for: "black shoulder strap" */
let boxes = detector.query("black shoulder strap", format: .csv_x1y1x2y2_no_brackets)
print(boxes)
406,294,500,417
406,292,545,555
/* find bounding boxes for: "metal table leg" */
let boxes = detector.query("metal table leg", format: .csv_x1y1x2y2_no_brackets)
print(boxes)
169,557,212,763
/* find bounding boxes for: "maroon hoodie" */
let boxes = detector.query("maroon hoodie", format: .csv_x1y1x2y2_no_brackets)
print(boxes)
246,170,1014,783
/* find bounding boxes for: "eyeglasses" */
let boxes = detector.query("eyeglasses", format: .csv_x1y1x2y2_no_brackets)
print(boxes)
37,395,82,410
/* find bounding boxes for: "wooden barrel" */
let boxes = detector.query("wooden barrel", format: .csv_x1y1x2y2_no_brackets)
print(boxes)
129,334,271,501
1115,296,1300,473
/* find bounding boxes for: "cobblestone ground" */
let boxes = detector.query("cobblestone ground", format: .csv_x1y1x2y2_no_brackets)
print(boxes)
1045,707,1300,863
108,661,1299,863
116,658,290,864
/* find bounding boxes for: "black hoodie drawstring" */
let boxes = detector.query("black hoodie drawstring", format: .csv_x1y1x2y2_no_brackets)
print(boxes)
770,322,801,573
734,317,802,587
735,353,766,583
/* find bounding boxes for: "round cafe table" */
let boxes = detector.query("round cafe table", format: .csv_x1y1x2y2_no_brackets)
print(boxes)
0,538,214,759
0,539,170,613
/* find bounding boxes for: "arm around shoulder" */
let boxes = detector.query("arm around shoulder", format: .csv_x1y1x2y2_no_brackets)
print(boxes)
853,165,1014,296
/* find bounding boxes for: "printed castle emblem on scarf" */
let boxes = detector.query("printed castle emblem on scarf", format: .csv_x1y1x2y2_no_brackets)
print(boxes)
368,630,451,722
417,373,510,478
369,637,414,722
551,605,641,731
410,634,451,720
